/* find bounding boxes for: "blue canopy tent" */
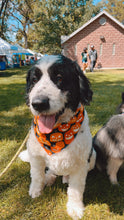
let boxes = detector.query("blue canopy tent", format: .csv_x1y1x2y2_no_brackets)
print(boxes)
13,44,33,55
13,52,33,56
12,44,33,66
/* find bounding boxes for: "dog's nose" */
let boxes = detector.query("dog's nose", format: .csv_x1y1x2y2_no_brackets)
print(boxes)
32,97,50,112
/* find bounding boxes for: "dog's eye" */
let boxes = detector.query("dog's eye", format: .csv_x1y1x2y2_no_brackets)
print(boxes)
32,76,38,84
57,74,62,83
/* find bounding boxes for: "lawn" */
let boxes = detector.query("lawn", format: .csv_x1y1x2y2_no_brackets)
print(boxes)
0,67,124,220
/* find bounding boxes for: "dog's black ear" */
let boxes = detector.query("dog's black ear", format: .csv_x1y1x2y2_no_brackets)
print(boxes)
73,61,93,105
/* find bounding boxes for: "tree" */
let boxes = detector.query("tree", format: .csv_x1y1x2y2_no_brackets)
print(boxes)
105,0,124,23
0,0,10,39
31,0,101,54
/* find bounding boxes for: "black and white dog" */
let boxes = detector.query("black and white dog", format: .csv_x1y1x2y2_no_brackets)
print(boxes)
19,55,96,219
93,92,124,184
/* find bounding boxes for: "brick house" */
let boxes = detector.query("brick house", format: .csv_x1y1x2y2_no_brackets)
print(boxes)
61,10,124,69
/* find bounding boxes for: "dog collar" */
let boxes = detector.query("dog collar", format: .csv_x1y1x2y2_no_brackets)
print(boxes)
33,105,85,155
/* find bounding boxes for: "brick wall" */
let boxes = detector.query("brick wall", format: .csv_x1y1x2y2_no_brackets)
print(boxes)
62,15,124,69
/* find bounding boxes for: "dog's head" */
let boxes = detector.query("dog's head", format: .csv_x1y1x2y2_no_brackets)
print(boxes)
26,55,93,133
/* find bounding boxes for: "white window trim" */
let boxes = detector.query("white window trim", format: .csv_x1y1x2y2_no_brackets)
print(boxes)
112,43,115,55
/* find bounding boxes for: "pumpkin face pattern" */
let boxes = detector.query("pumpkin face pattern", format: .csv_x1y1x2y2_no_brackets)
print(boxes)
58,123,70,132
50,132,63,142
77,112,84,123
51,141,65,153
64,130,74,145
71,123,80,134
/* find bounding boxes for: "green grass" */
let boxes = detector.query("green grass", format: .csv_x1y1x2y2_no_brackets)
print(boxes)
0,67,124,220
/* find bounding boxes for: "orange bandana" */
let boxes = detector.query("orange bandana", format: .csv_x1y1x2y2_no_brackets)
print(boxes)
33,105,85,155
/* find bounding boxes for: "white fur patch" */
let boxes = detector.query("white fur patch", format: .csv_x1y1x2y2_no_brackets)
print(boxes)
19,150,30,162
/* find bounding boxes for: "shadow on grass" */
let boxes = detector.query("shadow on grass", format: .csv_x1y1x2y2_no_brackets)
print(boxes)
84,168,124,215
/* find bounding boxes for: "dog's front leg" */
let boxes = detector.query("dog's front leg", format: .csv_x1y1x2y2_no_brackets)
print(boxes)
29,156,45,198
67,165,88,220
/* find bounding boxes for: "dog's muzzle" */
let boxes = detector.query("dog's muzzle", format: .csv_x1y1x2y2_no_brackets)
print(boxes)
32,96,50,112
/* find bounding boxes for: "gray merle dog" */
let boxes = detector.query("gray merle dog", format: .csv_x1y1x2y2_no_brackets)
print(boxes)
93,92,124,184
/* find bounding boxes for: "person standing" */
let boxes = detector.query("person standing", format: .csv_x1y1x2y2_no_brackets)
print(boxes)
89,45,97,72
81,47,88,74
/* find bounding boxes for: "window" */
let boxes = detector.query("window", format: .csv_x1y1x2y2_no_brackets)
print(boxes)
100,44,103,56
99,17,106,25
112,43,115,55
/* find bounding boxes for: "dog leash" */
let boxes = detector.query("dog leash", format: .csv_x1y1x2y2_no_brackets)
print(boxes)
0,129,30,179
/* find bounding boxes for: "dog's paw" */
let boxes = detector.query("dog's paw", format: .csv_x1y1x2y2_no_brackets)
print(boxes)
29,184,42,198
67,201,84,219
